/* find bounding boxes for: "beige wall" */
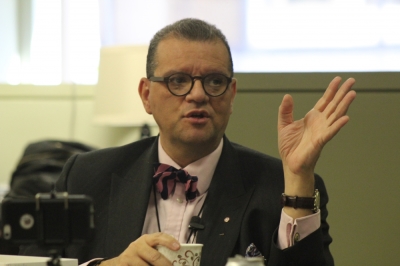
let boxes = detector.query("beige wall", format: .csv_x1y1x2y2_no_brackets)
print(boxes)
0,84,158,189
226,72,400,266
1,72,399,265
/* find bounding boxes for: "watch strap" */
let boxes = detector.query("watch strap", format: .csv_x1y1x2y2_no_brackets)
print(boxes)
281,189,319,212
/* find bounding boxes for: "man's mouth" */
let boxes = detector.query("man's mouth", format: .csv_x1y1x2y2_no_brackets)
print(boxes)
185,111,210,120
190,113,205,118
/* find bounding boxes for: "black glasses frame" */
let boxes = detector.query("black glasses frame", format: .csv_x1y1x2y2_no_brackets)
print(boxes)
149,73,233,97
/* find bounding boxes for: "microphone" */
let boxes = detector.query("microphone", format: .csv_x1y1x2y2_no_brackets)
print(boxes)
188,216,205,230
187,216,205,243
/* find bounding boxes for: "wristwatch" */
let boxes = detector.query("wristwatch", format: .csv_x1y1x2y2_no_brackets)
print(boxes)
281,189,320,213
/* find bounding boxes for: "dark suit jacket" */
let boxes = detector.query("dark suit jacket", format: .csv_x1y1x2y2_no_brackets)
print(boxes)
20,136,333,265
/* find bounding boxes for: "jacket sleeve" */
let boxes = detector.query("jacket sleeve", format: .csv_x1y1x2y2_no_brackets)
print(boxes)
266,175,334,266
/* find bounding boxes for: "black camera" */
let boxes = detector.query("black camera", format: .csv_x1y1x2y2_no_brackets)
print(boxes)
1,193,94,247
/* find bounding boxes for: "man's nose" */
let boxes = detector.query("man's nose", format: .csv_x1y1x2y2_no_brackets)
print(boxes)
188,79,207,100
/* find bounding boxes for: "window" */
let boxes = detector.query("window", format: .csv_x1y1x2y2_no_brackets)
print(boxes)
240,0,400,72
97,0,400,73
0,0,399,85
1,0,100,85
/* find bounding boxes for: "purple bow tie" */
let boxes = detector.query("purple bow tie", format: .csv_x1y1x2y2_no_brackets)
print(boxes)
153,163,199,201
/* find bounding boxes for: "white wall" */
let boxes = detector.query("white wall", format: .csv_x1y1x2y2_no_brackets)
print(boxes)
0,84,158,187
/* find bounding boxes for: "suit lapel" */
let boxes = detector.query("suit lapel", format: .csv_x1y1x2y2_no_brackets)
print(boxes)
103,136,255,263
105,139,158,257
197,137,255,266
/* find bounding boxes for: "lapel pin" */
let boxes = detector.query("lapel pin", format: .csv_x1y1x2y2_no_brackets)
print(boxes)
224,217,230,222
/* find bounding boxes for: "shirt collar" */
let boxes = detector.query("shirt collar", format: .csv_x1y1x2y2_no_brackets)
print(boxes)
157,138,223,195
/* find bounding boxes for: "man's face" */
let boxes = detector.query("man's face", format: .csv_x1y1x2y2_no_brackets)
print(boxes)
140,37,237,152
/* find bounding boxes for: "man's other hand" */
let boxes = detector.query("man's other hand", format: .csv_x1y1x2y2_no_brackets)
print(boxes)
102,232,180,266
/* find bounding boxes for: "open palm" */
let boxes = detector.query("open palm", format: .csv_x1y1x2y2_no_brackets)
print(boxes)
278,77,357,177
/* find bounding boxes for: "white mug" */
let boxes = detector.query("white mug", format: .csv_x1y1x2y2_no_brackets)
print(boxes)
156,243,203,266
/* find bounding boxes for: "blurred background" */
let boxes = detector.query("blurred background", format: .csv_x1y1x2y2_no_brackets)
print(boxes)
0,0,399,265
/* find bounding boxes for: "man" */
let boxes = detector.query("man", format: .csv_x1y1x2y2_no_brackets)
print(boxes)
21,18,356,265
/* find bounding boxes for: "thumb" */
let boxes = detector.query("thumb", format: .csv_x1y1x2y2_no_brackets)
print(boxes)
278,94,294,130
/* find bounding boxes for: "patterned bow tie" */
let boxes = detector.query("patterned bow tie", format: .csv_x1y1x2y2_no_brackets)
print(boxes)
153,163,199,201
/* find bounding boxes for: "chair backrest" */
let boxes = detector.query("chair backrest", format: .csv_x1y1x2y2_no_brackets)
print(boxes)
6,140,96,198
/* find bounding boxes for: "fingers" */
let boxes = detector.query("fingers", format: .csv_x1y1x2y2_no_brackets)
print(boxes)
321,77,356,141
138,233,180,265
312,77,356,125
113,232,179,266
278,94,294,130
324,115,351,143
314,77,356,114
324,77,356,118
142,232,180,250
313,76,343,112
326,89,356,126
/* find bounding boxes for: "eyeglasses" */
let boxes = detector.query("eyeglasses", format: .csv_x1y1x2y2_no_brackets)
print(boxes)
149,73,232,97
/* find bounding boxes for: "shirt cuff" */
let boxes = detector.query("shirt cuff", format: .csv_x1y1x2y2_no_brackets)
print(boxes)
277,209,321,249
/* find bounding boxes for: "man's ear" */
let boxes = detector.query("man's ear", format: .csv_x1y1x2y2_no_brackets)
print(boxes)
139,78,152,114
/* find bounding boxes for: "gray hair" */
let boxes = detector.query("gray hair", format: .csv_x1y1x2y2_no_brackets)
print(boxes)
146,18,234,78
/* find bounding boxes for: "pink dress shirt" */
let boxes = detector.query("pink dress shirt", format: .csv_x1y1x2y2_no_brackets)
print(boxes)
143,139,320,248
81,138,320,265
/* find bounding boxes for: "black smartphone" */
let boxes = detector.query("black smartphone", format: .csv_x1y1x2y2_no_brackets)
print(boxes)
1,193,94,246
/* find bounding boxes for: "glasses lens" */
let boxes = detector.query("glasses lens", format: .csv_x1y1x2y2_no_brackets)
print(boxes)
204,74,229,96
168,73,192,95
